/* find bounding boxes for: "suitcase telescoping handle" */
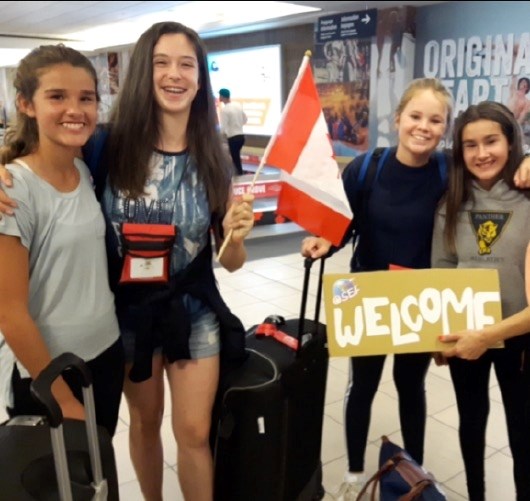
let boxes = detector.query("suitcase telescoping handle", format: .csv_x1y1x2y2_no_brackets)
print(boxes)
297,257,325,354
30,352,108,501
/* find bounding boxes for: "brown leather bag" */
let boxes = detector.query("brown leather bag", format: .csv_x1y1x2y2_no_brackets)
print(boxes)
356,436,446,501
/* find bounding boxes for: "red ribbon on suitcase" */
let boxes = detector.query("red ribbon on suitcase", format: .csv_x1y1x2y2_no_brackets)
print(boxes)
255,322,299,351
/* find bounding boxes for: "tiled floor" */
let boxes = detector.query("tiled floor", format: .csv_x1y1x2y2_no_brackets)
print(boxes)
2,228,517,500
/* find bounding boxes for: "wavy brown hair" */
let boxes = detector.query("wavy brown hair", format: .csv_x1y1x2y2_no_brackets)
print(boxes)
0,44,98,164
106,21,232,215
443,101,526,254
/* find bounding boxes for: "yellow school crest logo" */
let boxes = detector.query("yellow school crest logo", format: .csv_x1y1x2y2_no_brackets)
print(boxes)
469,211,511,255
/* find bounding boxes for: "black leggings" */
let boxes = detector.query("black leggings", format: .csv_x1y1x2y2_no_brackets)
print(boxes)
8,339,125,437
449,346,530,501
228,134,245,176
345,352,431,471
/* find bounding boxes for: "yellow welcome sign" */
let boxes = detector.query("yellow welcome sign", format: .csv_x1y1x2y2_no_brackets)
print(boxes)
323,269,502,357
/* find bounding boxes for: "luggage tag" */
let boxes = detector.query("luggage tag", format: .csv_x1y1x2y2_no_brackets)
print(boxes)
119,223,177,284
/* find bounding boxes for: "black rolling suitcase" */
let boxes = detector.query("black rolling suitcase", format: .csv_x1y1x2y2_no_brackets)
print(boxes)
0,353,119,500
213,257,328,501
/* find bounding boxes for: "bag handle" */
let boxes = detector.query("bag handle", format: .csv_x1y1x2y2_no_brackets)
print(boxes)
354,459,395,501
353,471,376,501
355,464,434,501
296,256,325,354
400,478,435,500
355,455,436,501
30,353,107,501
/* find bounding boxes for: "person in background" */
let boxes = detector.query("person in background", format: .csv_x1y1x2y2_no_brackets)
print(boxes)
219,87,247,176
302,77,454,500
0,22,254,501
431,101,530,501
507,76,530,126
0,44,124,437
0,100,6,129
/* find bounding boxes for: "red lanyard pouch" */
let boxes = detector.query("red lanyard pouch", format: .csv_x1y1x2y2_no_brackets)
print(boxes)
119,223,177,284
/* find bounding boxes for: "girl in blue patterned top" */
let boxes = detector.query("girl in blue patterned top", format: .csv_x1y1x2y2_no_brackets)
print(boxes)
99,22,254,501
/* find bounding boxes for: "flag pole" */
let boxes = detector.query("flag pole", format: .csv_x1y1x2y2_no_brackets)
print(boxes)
216,50,313,262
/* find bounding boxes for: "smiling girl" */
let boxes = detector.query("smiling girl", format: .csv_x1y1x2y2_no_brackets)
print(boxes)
432,101,530,501
0,45,124,437
96,23,254,501
302,77,454,499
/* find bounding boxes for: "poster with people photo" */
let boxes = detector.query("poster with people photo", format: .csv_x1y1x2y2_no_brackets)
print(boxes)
0,67,17,134
314,9,375,158
414,2,530,151
89,51,130,123
506,75,530,150
371,6,416,149
0,68,8,132
314,7,416,158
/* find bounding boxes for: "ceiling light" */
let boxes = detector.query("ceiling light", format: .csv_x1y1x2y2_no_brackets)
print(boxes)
65,1,320,51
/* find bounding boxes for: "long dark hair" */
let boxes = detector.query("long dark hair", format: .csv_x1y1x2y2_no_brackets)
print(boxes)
107,21,232,214
0,44,98,164
443,101,525,253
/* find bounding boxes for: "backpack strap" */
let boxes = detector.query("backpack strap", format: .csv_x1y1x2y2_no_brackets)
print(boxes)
357,147,382,186
434,150,448,186
360,147,446,188
356,147,389,189
373,147,391,185
82,125,109,201
83,126,107,176
349,147,389,271
353,147,388,218
357,149,375,188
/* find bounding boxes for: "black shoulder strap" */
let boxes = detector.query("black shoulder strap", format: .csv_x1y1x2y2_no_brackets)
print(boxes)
353,147,388,224
357,146,387,189
349,147,389,271
82,125,109,201
434,150,448,186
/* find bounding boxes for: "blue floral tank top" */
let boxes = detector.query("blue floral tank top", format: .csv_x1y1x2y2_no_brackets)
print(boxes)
101,150,210,276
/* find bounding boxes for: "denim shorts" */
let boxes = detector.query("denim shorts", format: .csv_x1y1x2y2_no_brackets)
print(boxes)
121,310,220,362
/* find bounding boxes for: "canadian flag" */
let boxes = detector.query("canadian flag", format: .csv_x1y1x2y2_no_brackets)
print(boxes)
262,52,353,246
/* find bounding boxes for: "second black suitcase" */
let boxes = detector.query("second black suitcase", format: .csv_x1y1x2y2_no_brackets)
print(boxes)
213,257,328,501
0,353,119,500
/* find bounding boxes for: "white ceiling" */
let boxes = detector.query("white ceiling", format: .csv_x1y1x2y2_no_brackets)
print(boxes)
0,1,445,56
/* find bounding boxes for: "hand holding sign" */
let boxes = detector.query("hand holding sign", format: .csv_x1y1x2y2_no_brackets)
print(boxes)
439,330,491,360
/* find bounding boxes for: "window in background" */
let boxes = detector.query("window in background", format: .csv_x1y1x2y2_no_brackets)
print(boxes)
208,45,282,136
